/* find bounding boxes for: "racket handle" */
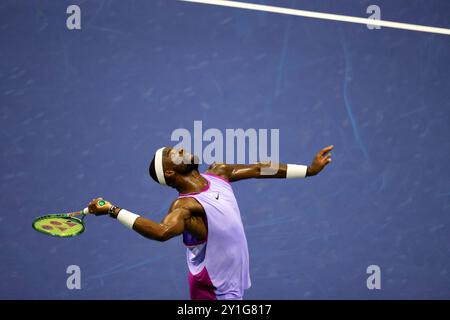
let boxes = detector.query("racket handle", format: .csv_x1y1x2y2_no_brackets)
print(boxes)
67,208,89,217
77,201,104,216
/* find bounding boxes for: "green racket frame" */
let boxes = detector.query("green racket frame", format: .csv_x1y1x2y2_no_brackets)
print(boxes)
33,200,106,237
32,214,87,237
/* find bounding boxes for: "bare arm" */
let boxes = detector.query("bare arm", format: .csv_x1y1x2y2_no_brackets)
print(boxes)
207,145,334,182
131,207,190,241
89,198,193,242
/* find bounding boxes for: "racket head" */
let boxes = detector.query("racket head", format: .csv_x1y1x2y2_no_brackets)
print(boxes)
32,214,85,237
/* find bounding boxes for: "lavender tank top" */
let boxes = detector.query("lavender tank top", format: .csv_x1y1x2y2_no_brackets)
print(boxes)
178,173,251,300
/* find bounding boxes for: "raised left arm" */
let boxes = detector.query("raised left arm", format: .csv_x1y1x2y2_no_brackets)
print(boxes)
207,145,334,182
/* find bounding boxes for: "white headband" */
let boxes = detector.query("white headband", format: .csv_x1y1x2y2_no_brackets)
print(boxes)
154,147,167,185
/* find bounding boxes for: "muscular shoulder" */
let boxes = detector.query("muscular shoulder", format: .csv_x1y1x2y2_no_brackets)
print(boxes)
206,162,232,180
170,197,204,214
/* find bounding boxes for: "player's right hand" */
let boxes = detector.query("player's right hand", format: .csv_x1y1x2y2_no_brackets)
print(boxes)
88,197,113,216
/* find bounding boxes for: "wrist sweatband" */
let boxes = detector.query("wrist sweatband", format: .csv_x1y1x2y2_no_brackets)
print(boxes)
286,164,308,179
117,209,140,229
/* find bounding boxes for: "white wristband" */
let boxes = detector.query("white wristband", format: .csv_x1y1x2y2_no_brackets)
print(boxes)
117,209,140,229
286,164,308,179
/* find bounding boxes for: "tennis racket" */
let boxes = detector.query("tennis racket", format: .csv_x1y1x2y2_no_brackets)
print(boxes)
32,200,107,237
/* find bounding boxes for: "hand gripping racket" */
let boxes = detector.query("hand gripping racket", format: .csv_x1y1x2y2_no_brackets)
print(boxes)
32,200,107,237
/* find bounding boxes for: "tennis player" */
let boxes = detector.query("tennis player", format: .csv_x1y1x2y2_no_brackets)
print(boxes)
88,145,333,300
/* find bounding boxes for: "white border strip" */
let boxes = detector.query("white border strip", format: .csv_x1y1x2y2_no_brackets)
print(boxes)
155,147,167,185
179,0,450,36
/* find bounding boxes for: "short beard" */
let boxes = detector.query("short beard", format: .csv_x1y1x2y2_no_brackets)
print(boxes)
179,155,199,174
190,163,198,171
186,161,199,173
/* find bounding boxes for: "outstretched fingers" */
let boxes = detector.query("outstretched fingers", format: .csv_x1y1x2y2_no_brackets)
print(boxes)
319,145,334,156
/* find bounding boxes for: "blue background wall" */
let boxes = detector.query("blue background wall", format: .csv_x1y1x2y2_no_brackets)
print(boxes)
1,0,449,299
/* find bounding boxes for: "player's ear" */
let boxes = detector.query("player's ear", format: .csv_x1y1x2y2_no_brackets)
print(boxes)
165,170,175,178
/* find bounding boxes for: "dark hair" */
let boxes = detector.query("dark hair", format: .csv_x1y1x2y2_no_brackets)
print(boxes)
149,156,158,183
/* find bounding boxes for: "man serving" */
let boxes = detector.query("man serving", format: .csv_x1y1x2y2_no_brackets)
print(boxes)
88,145,333,300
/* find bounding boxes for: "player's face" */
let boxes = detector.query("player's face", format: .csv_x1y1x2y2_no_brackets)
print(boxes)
166,147,199,173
